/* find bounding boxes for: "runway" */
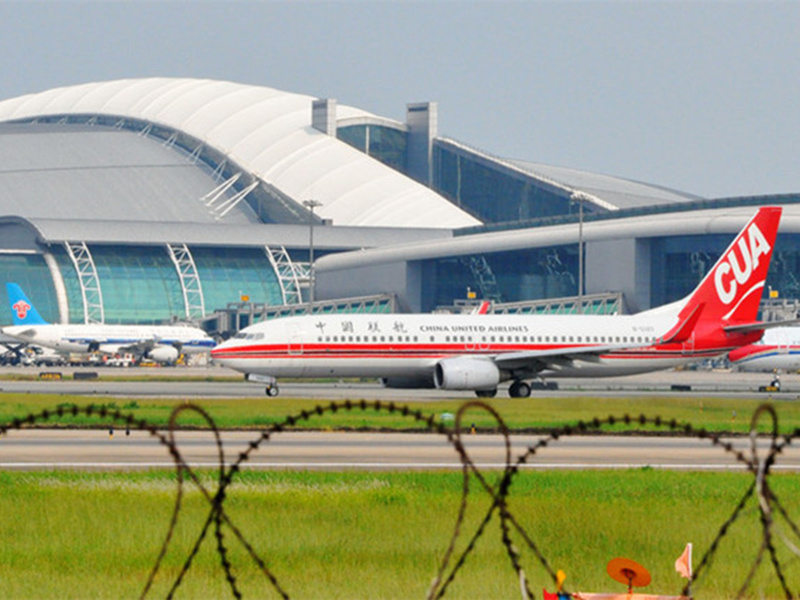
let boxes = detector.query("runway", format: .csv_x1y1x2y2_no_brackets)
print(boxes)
2,428,799,471
0,366,798,400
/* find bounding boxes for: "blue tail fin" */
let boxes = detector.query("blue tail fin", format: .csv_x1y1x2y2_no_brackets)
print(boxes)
6,283,48,326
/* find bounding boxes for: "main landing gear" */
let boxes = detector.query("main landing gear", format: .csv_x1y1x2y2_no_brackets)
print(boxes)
265,383,279,397
474,380,533,399
508,380,531,398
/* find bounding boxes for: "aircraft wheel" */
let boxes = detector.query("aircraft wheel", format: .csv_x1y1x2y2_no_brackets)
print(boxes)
475,388,497,398
266,385,279,397
509,380,531,398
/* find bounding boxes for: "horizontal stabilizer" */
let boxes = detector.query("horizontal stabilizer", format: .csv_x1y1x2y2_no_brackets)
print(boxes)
724,318,800,335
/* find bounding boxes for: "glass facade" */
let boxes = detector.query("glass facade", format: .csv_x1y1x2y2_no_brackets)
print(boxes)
338,122,600,226
337,125,407,172
0,254,60,326
192,247,283,313
769,234,800,300
491,247,580,302
422,246,579,311
433,144,574,224
51,245,184,324
52,247,86,324
650,233,800,308
43,245,284,325
424,231,800,314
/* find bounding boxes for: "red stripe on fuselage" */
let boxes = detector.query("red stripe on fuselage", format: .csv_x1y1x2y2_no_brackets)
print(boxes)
210,342,731,362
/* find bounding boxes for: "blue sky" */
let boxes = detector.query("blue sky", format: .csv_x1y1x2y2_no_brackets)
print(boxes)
2,1,799,199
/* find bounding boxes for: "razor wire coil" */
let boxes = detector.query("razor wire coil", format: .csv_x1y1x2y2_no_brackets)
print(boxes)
1,400,799,599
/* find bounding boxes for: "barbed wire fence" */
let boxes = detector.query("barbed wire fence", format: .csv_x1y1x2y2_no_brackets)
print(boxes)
2,401,800,599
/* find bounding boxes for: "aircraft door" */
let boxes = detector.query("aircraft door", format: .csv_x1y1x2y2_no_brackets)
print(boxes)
681,334,695,356
287,323,303,355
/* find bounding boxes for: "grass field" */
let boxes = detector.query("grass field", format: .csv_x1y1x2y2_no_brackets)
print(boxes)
1,391,799,435
0,469,799,599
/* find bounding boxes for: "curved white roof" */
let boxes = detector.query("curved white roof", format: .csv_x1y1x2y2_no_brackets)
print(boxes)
0,78,480,229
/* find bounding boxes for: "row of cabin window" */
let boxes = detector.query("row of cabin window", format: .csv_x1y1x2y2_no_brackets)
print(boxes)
317,334,658,344
319,336,419,343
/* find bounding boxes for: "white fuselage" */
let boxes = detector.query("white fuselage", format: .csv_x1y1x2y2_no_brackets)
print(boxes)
211,311,721,383
730,327,800,372
1,323,215,356
735,350,800,372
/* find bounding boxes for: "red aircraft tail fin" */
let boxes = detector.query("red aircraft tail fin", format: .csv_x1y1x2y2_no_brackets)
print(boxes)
677,207,782,329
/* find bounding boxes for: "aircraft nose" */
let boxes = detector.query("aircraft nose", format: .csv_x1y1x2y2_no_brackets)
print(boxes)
210,339,231,357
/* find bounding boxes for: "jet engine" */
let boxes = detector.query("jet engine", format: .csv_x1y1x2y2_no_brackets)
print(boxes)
433,357,501,391
147,345,180,364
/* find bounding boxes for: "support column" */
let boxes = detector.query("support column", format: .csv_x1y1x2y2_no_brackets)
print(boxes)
265,246,307,306
166,243,206,319
406,101,437,185
63,241,104,324
312,98,338,136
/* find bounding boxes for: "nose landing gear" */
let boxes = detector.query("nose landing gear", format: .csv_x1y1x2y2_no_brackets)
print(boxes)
245,373,279,396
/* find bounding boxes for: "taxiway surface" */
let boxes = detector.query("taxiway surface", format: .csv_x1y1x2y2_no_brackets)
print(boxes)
2,429,798,471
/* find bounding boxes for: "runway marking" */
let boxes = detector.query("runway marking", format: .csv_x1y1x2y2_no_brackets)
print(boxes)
1,462,799,471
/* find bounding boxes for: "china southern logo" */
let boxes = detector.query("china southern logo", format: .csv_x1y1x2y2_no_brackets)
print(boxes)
12,300,30,320
714,223,771,305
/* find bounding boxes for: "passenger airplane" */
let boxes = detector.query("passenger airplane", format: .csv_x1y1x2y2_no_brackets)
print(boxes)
212,207,785,397
1,283,215,364
728,327,800,372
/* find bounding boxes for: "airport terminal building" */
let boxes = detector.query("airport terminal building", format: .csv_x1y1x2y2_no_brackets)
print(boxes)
0,77,798,332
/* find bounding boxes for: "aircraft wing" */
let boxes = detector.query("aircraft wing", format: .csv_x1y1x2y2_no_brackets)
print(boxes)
492,343,642,373
93,344,136,356
72,337,155,357
114,338,158,357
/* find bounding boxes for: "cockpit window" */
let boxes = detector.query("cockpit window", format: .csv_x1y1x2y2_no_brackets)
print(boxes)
236,332,265,340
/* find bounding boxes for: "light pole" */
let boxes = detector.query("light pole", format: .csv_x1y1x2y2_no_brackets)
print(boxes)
303,199,323,313
571,192,588,315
